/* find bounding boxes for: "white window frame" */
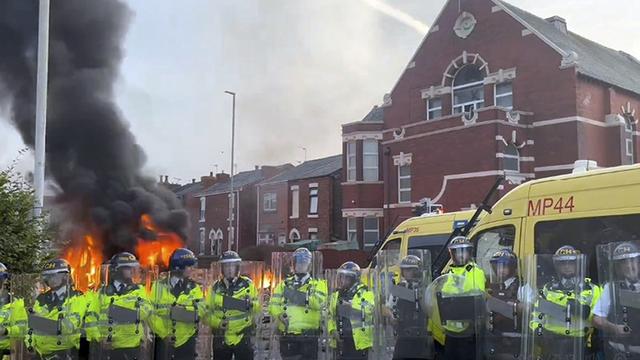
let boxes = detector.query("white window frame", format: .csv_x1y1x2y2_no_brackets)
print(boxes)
495,82,513,110
346,141,357,182
263,192,277,212
308,228,319,240
427,98,443,120
398,164,411,203
626,138,634,158
289,228,301,242
504,144,520,173
291,187,300,219
309,187,319,215
362,139,379,181
199,197,206,222
198,227,206,255
363,217,379,249
347,217,357,243
453,79,485,114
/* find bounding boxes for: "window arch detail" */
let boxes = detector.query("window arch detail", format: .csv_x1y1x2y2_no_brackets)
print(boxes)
503,143,520,173
289,228,301,242
442,51,489,87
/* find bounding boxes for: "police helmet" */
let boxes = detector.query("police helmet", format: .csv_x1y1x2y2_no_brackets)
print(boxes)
612,242,640,261
41,259,71,276
337,262,361,289
169,248,197,270
553,245,581,262
448,236,473,266
220,251,241,279
448,236,473,250
0,263,8,281
220,251,242,264
490,249,517,266
399,255,423,269
293,248,312,265
110,252,140,270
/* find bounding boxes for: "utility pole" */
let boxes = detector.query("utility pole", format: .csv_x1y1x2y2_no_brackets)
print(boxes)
224,91,236,251
299,147,307,162
34,0,50,218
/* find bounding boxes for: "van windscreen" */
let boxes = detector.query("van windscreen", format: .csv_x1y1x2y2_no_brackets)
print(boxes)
408,234,450,255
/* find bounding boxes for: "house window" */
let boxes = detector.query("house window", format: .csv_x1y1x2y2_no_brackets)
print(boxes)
495,82,513,109
209,229,223,256
199,228,206,255
289,229,301,242
363,139,379,181
199,197,206,222
627,139,635,161
624,115,635,132
347,218,358,243
309,229,318,240
263,193,277,212
427,98,442,120
453,65,485,114
398,164,411,203
504,144,520,172
363,217,379,249
346,141,357,181
291,187,299,218
309,187,319,215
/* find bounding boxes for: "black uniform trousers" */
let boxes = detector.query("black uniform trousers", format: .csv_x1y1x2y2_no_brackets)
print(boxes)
154,335,197,359
337,336,368,360
279,335,319,360
212,333,253,360
443,335,477,360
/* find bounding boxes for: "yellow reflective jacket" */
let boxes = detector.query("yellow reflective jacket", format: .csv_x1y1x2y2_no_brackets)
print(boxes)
268,275,327,335
206,276,259,346
530,278,601,338
25,288,87,356
148,278,204,348
441,263,486,335
84,282,151,349
328,283,375,351
0,296,27,351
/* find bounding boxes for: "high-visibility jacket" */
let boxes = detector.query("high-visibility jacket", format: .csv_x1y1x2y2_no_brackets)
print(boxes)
206,276,259,346
0,297,27,352
149,278,205,348
268,275,327,335
328,283,374,351
440,262,486,335
25,288,87,356
84,282,151,349
530,278,601,338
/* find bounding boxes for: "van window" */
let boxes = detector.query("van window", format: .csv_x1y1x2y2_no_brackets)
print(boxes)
472,225,516,276
534,214,640,283
408,234,449,258
371,238,401,269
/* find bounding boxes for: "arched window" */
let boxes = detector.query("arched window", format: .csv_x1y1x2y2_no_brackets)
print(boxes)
504,144,520,172
289,229,301,243
453,65,485,114
208,229,216,255
209,229,223,256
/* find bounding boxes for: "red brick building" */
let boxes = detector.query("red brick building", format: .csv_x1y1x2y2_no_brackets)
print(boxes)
256,155,343,245
185,165,292,259
342,0,640,249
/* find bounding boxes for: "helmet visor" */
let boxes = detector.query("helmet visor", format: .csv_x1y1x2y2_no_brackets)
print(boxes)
449,247,471,266
401,268,422,282
616,257,640,282
553,259,577,279
337,272,357,290
222,262,240,280
490,261,516,284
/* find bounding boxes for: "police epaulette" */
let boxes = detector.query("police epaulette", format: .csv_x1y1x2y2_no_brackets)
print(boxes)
465,264,474,272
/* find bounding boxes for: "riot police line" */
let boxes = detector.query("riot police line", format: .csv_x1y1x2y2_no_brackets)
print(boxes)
0,239,638,360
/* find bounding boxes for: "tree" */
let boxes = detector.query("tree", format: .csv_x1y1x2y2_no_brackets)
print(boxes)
0,167,51,273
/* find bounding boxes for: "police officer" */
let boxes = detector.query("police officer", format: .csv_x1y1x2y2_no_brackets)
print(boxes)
26,258,87,360
206,251,259,360
328,262,374,360
440,236,485,360
384,255,431,360
0,263,27,359
485,249,523,359
150,248,204,359
85,252,151,360
593,242,640,359
530,245,601,360
269,247,327,360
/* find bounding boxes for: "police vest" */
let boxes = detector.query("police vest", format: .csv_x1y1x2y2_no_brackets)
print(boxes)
84,283,151,349
441,263,486,336
328,283,374,351
26,288,87,356
149,278,204,348
392,281,428,338
0,297,27,351
206,276,259,346
268,275,327,335
608,282,640,347
487,279,521,333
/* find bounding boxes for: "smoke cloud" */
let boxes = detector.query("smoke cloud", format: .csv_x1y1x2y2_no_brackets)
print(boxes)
0,0,188,256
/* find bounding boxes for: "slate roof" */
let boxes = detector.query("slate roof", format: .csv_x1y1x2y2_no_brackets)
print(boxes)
498,0,640,95
260,155,342,185
362,106,384,123
174,182,203,197
194,169,267,197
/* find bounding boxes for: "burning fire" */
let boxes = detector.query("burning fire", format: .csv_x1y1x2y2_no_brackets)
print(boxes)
135,214,184,269
63,235,103,293
262,270,273,290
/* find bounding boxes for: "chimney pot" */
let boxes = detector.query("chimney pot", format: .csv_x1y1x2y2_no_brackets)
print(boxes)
255,165,259,170
192,178,196,183
159,175,163,182
546,16,567,33
210,171,213,177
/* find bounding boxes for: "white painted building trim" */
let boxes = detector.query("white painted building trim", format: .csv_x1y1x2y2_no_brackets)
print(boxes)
308,228,318,233
342,208,384,218
341,181,384,186
307,214,319,219
534,164,576,172
290,185,299,191
520,156,535,162
533,116,612,128
343,131,383,142
382,119,527,145
521,29,532,37
431,170,534,203
526,140,535,145
491,5,503,13
308,183,319,188
384,202,421,209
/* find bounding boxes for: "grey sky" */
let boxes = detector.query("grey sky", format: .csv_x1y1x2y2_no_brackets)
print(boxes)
1,0,639,185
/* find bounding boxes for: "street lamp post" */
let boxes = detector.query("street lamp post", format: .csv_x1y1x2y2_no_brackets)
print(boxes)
224,91,236,252
33,0,50,217
299,147,307,162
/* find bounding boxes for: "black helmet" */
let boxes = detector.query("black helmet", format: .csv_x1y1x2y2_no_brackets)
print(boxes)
169,248,197,270
41,259,71,276
220,251,241,264
110,252,140,270
0,263,8,281
490,249,517,266
220,251,241,280
612,242,640,261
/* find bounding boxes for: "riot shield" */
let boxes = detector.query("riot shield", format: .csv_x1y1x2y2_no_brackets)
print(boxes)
521,254,592,360
596,241,640,359
268,251,326,360
425,270,484,360
324,268,375,360
151,268,209,360
87,266,156,360
372,249,433,359
7,273,36,360
207,261,262,360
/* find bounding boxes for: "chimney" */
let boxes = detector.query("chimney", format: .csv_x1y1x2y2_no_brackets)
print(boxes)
159,175,163,183
164,175,169,183
255,165,259,170
216,172,231,183
546,16,567,33
192,178,196,184
201,172,218,188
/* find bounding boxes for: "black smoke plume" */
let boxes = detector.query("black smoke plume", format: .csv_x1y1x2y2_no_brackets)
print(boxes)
0,0,188,257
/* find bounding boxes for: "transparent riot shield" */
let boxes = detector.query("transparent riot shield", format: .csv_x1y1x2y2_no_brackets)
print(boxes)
207,260,262,360
375,249,433,359
7,273,37,359
484,254,523,359
88,266,156,360
521,253,592,360
596,241,640,359
425,269,485,360
324,268,375,360
268,251,326,360
151,268,209,360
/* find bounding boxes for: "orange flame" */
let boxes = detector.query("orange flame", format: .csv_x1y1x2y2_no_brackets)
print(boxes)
135,214,184,269
63,235,103,293
261,270,273,290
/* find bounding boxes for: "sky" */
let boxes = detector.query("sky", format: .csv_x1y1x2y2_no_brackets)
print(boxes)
1,0,639,185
